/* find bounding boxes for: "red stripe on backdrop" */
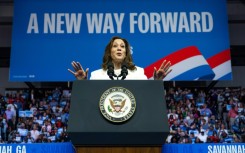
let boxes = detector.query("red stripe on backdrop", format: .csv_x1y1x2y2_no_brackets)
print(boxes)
206,49,231,68
144,46,202,78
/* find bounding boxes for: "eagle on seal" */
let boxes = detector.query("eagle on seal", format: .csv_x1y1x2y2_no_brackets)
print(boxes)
109,99,126,112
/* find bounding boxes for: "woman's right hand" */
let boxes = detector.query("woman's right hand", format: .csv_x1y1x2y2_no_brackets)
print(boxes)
68,61,89,80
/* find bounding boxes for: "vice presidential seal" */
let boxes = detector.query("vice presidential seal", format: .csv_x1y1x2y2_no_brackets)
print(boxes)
99,87,136,122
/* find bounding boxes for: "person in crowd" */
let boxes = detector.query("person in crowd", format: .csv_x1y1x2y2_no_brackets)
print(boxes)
4,106,14,129
166,133,173,143
208,131,220,143
192,107,201,119
42,112,49,121
14,98,23,112
6,102,17,125
35,134,44,143
168,114,176,127
55,117,63,128
228,104,238,130
25,132,34,143
191,118,201,130
209,115,216,126
200,118,209,131
49,99,58,108
29,103,37,112
38,101,46,114
200,103,212,117
195,137,204,143
40,126,49,137
222,100,229,128
60,110,68,125
217,91,225,119
170,135,179,143
168,109,179,120
197,129,208,143
217,123,228,139
167,100,176,111
180,136,190,144
237,102,244,114
206,125,215,137
179,120,188,132
189,132,196,144
219,131,231,143
17,122,27,142
46,120,52,133
68,36,172,80
198,90,206,103
30,124,40,142
15,132,21,143
170,120,180,134
59,131,69,142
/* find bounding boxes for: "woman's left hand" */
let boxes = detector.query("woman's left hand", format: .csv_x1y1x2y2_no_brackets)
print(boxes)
154,60,172,80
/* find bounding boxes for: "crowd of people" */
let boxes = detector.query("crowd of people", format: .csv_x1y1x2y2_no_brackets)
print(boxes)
165,87,245,143
0,86,244,144
0,88,71,143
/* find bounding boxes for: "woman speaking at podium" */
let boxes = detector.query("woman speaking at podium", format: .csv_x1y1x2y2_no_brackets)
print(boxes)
68,36,171,80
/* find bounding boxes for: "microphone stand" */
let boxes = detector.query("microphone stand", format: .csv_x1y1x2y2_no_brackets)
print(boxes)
119,63,128,80
107,61,128,80
107,62,117,80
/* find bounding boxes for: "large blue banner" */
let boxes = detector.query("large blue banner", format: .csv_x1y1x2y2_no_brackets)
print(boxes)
0,142,75,153
162,143,245,153
10,0,231,81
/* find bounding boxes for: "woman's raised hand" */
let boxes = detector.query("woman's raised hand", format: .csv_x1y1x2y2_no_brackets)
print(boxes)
68,61,89,80
153,60,172,80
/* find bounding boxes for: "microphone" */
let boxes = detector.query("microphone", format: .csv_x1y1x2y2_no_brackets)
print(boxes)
107,62,117,80
118,61,128,80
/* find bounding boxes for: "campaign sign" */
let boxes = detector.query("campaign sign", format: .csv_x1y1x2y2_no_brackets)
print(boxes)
19,111,33,117
10,0,231,81
18,128,28,136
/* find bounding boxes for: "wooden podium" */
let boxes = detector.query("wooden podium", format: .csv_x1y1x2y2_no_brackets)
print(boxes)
68,80,168,152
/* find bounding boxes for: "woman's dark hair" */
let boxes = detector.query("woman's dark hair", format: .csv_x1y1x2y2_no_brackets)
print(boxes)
102,36,136,70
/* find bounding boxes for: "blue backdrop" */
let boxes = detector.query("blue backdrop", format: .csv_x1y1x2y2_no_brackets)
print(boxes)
10,0,231,81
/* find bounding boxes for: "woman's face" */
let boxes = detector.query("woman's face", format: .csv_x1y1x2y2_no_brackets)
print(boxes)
110,39,126,63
